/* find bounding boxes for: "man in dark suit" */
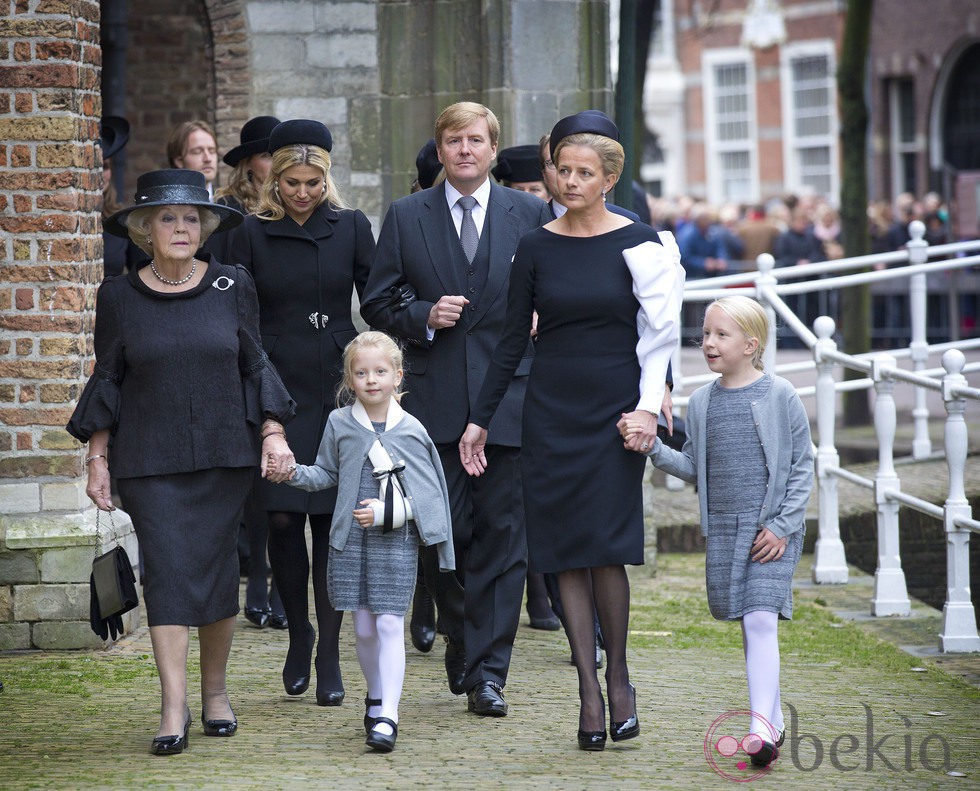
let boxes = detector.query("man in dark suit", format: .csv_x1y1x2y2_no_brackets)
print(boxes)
361,102,551,717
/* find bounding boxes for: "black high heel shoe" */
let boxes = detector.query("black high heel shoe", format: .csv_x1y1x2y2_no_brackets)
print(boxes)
202,707,238,737
314,652,345,706
363,696,382,734
282,624,315,696
151,711,191,756
577,696,607,751
244,607,270,628
610,683,639,742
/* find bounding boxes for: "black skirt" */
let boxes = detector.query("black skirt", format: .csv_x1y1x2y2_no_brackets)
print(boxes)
117,467,251,626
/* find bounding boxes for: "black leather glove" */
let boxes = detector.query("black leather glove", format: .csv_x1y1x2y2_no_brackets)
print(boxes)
89,572,109,640
383,283,417,312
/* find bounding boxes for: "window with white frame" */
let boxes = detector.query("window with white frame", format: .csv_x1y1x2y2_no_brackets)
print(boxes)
781,42,838,201
889,78,917,197
703,51,757,204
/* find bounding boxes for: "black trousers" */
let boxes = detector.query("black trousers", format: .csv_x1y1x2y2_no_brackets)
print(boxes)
429,442,527,691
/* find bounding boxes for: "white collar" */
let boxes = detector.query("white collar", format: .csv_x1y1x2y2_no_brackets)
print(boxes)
351,397,405,433
444,178,491,212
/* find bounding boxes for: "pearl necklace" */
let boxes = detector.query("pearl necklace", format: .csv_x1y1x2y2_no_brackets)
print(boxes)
150,259,196,286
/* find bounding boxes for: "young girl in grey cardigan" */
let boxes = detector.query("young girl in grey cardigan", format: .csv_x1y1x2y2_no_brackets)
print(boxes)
622,296,812,768
271,331,455,753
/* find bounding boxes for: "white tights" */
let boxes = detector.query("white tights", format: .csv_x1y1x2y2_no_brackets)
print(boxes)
741,609,783,740
354,609,405,736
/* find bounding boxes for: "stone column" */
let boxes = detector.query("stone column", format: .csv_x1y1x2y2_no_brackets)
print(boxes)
373,0,612,207
0,1,137,649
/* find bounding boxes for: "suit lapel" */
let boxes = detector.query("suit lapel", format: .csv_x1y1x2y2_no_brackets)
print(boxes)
419,183,461,295
471,183,519,327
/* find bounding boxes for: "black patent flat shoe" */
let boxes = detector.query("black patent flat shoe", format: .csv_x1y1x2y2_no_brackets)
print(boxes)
201,708,238,737
244,607,270,628
151,712,190,756
366,717,398,752
609,684,639,742
750,741,779,767
363,696,382,734
268,613,288,630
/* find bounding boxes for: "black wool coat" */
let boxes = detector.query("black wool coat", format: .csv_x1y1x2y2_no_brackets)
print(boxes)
228,203,374,513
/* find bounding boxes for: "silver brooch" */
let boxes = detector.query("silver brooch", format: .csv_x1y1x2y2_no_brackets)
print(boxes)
213,276,234,291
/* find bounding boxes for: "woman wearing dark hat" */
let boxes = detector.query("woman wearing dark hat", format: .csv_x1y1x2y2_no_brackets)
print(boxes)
460,111,683,750
492,144,550,201
100,116,142,277
229,119,375,707
213,116,286,629
67,168,296,754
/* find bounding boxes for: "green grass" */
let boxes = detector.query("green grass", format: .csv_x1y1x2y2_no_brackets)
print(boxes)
0,653,157,697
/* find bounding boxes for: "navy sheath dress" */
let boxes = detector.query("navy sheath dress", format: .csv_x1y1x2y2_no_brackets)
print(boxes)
472,224,664,573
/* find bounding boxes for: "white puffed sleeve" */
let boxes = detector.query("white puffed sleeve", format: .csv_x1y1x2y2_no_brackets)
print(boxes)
623,231,685,414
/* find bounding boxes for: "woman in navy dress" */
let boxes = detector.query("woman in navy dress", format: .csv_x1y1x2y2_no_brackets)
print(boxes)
460,112,682,750
228,120,375,705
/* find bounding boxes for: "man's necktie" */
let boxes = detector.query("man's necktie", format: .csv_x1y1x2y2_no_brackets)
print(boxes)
457,195,479,264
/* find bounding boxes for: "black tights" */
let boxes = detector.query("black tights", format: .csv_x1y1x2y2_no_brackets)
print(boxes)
267,511,343,692
557,565,633,732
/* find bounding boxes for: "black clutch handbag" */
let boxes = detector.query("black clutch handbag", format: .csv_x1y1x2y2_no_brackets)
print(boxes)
89,510,138,641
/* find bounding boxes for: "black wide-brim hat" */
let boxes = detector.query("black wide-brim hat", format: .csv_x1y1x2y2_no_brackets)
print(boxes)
491,144,543,184
103,169,243,238
268,119,333,154
223,115,281,166
415,138,442,190
100,116,130,160
549,110,620,161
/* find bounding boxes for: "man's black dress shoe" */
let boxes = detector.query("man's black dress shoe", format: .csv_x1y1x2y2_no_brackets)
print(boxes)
529,615,561,631
151,712,191,756
244,607,270,628
609,684,639,742
201,708,237,737
365,717,398,752
444,640,466,696
467,681,508,717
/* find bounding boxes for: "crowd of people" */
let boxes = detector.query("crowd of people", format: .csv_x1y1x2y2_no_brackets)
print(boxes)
74,103,816,764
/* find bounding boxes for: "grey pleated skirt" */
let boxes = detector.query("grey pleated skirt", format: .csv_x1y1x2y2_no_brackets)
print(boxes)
117,467,251,627
705,511,804,621
328,521,419,615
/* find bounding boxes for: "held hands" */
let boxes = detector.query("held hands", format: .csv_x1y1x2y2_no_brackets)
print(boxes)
262,434,296,483
617,410,657,453
354,499,379,528
85,458,115,512
459,423,488,476
428,295,470,330
751,528,787,564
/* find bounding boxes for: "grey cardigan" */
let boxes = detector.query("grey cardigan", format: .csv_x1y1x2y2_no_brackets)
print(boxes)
289,400,455,571
647,373,813,539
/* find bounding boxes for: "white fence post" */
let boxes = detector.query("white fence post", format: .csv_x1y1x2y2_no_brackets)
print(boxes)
938,349,980,652
812,316,848,583
870,354,911,616
755,253,778,371
906,221,932,459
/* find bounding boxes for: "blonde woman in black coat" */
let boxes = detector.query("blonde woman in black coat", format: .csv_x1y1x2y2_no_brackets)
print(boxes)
228,120,374,706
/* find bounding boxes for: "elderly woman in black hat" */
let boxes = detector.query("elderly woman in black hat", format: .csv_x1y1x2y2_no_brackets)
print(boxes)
460,111,683,751
492,144,550,202
67,168,296,755
228,119,375,708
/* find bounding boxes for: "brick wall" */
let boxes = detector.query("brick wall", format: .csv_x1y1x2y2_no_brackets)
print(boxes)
0,0,139,650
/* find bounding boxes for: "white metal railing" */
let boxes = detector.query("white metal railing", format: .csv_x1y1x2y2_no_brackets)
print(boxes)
669,221,980,653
